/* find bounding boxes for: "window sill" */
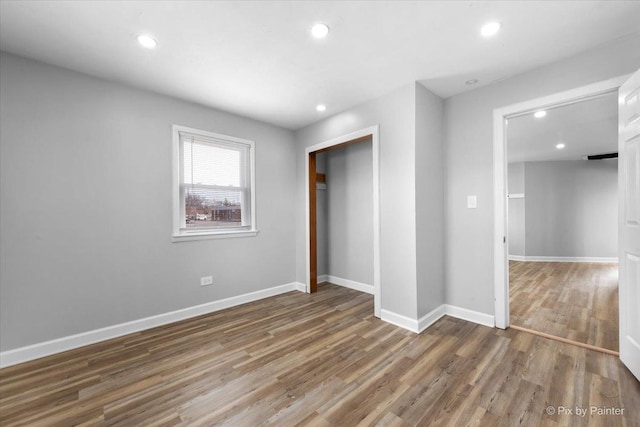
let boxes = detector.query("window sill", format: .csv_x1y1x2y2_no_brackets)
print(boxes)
172,229,259,242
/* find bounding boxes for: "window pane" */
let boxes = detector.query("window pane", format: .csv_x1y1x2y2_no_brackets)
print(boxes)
184,187,243,229
183,140,241,187
174,127,254,237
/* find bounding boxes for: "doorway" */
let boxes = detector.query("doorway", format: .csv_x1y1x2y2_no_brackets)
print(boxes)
493,75,629,347
305,126,381,317
505,92,619,354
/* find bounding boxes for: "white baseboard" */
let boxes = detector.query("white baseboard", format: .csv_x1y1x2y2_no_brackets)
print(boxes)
444,305,495,328
1,283,496,367
381,304,495,333
0,282,306,368
509,255,618,263
417,305,446,332
318,274,374,295
380,309,421,333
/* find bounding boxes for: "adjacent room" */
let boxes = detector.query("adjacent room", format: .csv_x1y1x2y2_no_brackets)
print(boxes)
1,1,639,426
507,92,620,353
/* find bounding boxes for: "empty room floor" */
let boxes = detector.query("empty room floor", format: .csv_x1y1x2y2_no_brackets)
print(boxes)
509,261,619,352
1,283,638,426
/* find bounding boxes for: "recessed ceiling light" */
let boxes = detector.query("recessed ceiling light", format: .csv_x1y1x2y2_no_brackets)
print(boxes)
466,79,478,85
311,23,330,39
316,104,327,112
137,34,157,49
481,22,501,37
534,110,547,118
556,143,565,149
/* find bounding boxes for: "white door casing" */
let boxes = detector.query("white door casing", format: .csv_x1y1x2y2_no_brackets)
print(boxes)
493,75,630,330
304,125,381,318
618,69,640,381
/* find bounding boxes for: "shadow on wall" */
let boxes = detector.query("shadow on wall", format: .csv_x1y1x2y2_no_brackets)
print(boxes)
316,140,374,286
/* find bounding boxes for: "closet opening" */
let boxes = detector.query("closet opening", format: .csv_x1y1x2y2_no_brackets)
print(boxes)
305,126,382,317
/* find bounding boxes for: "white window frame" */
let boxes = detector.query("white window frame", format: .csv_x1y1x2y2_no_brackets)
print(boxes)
172,125,257,242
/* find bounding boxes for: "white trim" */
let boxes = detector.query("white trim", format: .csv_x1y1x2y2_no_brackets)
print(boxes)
444,305,495,328
493,100,509,329
372,129,381,318
321,275,374,294
305,126,382,318
0,282,306,368
380,309,420,333
493,74,629,330
417,305,446,332
293,282,307,292
172,230,258,242
381,304,494,333
507,193,524,199
510,256,618,263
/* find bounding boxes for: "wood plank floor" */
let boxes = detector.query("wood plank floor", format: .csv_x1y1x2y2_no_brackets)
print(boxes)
1,283,638,426
510,261,619,352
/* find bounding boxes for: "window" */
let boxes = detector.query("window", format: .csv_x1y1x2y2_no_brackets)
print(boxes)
172,125,257,241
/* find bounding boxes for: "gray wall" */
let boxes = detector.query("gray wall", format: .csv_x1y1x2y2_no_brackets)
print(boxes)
0,52,297,351
444,33,640,315
415,84,445,318
316,153,328,276
295,82,445,320
295,83,419,319
524,160,618,257
3,32,637,351
508,162,525,257
319,142,374,285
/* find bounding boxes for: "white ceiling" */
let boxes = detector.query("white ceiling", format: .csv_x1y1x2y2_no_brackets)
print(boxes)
1,1,639,130
507,91,618,163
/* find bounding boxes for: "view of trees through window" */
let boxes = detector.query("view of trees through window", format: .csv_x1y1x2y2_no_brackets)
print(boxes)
184,189,242,228
176,127,253,234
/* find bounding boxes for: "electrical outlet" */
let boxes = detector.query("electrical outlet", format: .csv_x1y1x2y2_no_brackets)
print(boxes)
467,195,477,209
200,276,213,286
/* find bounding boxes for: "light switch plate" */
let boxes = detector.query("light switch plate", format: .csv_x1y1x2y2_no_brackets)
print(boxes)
467,195,477,209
